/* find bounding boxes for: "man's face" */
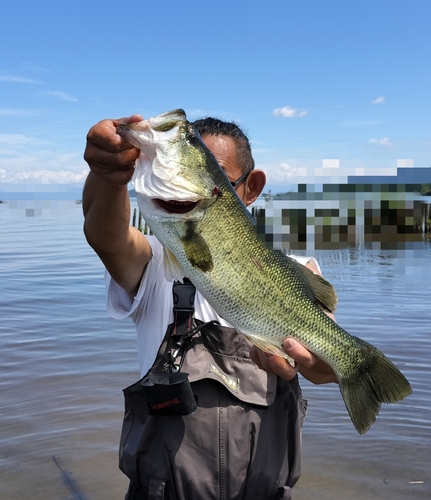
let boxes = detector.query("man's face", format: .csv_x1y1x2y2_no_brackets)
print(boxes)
202,134,248,204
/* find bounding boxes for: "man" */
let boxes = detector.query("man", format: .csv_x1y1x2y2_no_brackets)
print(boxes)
83,114,337,500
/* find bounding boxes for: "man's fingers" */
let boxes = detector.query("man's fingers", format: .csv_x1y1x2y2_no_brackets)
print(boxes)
85,145,140,171
84,118,143,170
283,338,316,368
114,114,143,126
250,346,299,381
86,115,143,153
251,339,337,384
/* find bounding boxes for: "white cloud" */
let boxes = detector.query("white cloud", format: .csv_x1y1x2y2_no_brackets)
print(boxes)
322,159,340,169
397,159,414,167
0,151,85,175
19,63,49,74
0,75,43,84
0,133,88,184
273,106,308,118
251,148,273,155
39,90,78,102
0,133,47,146
0,108,39,116
368,137,393,147
0,168,88,184
372,96,386,104
264,162,307,182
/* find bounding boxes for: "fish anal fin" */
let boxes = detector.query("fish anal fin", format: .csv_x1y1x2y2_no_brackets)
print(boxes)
246,334,296,367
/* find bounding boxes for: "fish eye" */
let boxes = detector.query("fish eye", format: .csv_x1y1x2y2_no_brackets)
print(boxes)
186,132,199,145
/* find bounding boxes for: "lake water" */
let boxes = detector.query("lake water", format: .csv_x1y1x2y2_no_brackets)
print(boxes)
0,200,430,500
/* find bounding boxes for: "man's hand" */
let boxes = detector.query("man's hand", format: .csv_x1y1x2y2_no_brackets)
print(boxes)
84,115,143,186
250,338,338,384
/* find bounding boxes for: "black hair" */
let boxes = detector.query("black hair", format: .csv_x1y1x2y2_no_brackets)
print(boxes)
191,117,255,175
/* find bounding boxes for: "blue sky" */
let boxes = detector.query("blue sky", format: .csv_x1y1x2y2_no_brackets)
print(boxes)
1,0,430,192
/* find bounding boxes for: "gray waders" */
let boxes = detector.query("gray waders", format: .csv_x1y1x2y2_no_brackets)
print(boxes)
120,280,307,500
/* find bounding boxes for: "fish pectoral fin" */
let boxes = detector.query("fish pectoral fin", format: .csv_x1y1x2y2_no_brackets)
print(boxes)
163,248,186,282
246,334,296,367
291,260,338,313
181,221,213,272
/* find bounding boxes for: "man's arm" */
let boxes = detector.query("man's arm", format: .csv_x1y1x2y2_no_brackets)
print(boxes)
82,116,152,298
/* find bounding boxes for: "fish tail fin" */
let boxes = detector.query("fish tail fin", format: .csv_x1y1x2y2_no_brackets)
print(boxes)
339,339,412,434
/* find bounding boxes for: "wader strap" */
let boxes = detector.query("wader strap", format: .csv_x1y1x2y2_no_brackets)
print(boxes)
172,278,196,336
169,279,197,372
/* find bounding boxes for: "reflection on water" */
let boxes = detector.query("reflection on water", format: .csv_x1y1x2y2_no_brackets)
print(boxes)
0,202,430,499
295,246,431,499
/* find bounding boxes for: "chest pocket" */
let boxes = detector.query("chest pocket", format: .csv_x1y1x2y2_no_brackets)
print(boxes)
168,278,277,407
182,321,277,407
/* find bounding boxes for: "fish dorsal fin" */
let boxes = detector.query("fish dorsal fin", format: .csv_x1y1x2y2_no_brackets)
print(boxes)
163,248,186,282
289,258,338,313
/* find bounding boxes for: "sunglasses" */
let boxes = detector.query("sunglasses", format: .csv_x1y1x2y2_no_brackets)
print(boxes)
230,171,251,188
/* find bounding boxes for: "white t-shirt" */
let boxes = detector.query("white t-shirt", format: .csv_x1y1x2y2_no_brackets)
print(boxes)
106,236,322,377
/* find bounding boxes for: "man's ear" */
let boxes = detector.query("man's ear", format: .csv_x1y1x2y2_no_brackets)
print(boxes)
245,169,266,206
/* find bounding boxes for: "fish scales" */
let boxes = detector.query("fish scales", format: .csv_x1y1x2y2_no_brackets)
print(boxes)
118,109,412,434
175,174,357,374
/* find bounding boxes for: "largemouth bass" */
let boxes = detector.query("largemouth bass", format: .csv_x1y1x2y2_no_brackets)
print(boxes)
118,109,411,434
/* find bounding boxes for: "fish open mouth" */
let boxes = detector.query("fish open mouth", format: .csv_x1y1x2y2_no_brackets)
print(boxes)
154,199,199,214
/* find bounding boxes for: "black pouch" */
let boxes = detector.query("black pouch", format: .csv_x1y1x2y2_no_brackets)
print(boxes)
140,372,197,416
